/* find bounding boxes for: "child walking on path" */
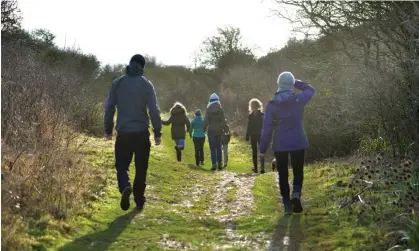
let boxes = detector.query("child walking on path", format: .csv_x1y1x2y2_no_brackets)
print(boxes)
190,109,206,166
162,102,191,162
222,120,231,168
246,98,265,174
259,72,315,215
204,93,227,171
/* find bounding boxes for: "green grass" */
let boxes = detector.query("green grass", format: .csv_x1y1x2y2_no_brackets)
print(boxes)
28,126,391,250
226,186,238,202
234,161,389,251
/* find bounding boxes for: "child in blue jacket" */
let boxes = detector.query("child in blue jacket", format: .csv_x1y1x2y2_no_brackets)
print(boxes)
190,109,206,166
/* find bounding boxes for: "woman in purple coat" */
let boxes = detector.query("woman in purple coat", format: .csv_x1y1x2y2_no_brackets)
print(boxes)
259,71,315,215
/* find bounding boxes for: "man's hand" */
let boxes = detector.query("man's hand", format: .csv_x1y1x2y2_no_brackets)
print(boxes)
104,134,112,140
154,137,162,146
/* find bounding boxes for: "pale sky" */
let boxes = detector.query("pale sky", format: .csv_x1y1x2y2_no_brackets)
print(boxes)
19,0,293,67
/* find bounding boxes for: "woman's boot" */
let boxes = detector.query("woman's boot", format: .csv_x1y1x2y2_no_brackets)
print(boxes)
252,156,258,173
260,155,265,174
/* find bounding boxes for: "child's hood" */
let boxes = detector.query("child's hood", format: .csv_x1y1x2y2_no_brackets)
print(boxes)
193,116,204,122
206,103,222,113
170,103,186,115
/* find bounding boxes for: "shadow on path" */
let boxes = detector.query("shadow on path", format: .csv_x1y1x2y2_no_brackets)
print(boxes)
58,210,139,251
269,214,304,251
187,164,212,172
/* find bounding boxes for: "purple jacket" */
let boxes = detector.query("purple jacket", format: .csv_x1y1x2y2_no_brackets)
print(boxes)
259,80,315,153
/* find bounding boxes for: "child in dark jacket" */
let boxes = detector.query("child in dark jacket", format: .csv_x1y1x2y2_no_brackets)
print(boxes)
246,98,265,173
190,109,206,166
162,102,191,162
222,120,231,168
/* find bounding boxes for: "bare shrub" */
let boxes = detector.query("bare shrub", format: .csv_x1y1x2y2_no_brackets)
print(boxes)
1,40,105,249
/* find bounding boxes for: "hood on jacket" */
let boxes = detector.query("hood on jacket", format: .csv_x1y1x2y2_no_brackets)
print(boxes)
273,90,297,103
207,102,222,113
207,100,220,108
193,116,203,122
126,61,144,76
170,102,187,114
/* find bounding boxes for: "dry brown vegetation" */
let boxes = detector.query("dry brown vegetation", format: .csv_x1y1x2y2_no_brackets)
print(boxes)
1,4,107,247
336,153,419,249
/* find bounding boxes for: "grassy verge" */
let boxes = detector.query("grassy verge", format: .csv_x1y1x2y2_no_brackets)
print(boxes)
236,160,391,250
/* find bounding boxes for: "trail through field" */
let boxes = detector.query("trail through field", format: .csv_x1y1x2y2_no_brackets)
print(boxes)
53,128,375,251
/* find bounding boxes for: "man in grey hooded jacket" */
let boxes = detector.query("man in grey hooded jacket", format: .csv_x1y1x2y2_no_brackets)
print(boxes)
104,54,162,211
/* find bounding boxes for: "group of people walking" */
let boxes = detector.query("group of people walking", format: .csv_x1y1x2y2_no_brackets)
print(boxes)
104,54,315,215
161,93,231,171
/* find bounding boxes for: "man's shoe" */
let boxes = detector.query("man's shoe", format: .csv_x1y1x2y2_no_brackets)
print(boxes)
120,186,132,211
211,165,217,171
200,161,204,166
217,164,223,170
292,195,303,213
260,168,265,174
283,198,293,215
252,167,258,173
135,197,146,212
223,162,228,168
284,203,293,215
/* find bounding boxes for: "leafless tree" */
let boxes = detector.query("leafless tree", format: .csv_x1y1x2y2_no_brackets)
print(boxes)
1,0,21,32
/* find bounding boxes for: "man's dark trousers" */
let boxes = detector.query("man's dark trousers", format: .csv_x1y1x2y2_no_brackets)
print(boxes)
115,130,150,206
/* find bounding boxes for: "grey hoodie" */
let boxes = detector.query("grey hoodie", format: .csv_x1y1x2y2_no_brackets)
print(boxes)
104,62,162,136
